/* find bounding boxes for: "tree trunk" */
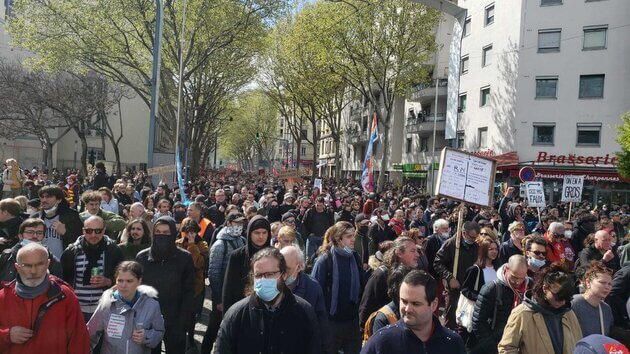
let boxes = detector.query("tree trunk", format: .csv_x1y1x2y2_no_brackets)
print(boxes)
78,134,89,176
334,135,341,184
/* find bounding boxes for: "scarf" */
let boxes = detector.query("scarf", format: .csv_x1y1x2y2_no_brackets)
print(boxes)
504,267,526,308
82,237,107,285
330,246,360,316
114,290,140,308
16,273,50,299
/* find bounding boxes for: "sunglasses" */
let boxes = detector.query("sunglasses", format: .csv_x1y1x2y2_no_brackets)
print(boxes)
83,228,104,234
531,250,547,257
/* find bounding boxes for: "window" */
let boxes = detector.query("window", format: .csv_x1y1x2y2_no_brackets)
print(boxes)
406,137,413,153
300,129,308,139
478,128,488,148
482,44,493,67
485,4,495,26
456,131,465,149
576,123,601,146
535,76,558,98
583,26,607,50
579,74,605,98
460,56,469,75
463,17,471,37
533,124,555,145
480,86,491,107
420,137,429,152
538,29,561,53
541,0,562,5
301,145,307,155
458,94,467,112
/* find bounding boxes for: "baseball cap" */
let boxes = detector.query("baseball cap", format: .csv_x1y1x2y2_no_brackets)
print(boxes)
573,335,629,354
281,212,296,222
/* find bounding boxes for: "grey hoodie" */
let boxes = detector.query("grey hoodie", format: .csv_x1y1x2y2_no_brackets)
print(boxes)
87,285,165,354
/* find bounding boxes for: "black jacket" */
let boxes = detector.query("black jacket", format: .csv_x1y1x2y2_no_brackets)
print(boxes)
213,290,322,354
367,223,396,256
607,263,630,327
36,203,83,250
206,201,228,227
575,244,620,278
425,233,447,280
136,245,195,326
470,278,521,354
222,215,271,312
0,242,63,285
60,235,124,288
434,237,479,288
359,265,389,329
0,214,27,252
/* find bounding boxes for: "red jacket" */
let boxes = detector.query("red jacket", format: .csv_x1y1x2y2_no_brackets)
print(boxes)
0,275,89,354
544,231,576,269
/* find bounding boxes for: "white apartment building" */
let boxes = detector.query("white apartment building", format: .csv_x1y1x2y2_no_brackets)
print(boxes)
274,114,315,173
457,0,630,205
1,1,156,175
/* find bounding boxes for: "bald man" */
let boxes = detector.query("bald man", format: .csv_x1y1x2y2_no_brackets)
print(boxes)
577,229,620,277
0,243,89,353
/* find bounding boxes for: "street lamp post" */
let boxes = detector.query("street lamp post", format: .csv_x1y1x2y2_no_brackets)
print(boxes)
147,0,164,173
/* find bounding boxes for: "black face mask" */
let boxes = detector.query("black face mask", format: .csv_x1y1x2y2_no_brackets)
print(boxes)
151,235,177,260
359,226,369,234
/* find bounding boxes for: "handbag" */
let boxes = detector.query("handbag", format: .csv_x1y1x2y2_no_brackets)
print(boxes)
456,266,480,332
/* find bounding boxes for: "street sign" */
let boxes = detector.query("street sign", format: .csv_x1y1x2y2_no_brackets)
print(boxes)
525,181,546,207
146,164,177,176
561,175,584,203
519,166,536,183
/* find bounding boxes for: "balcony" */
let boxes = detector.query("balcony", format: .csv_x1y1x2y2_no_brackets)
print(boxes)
406,113,446,134
410,79,448,101
346,127,368,144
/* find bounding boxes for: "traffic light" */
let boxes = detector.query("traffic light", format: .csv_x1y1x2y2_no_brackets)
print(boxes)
255,133,261,142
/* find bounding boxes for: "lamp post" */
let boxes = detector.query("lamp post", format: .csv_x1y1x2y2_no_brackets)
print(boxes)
147,0,164,173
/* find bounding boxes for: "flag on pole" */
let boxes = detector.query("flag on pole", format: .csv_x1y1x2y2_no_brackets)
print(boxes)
175,146,191,206
361,113,379,193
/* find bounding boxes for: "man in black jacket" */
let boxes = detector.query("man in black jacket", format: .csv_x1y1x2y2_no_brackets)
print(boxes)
136,216,195,354
303,197,334,259
434,221,480,330
366,208,396,256
36,186,83,260
469,255,529,354
206,188,228,227
213,247,321,354
0,198,28,252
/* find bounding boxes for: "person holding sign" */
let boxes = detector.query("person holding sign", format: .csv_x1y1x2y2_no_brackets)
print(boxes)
434,221,481,330
88,261,165,354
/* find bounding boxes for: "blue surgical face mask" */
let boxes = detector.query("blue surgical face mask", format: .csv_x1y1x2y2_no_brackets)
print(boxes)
254,278,280,302
463,239,475,245
343,245,353,254
21,239,37,247
285,274,297,287
528,257,546,270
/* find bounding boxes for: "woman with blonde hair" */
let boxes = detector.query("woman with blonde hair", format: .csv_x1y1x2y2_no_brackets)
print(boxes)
275,225,297,250
311,221,367,354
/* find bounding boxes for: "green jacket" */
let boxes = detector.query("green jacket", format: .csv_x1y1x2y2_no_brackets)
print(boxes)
80,209,127,238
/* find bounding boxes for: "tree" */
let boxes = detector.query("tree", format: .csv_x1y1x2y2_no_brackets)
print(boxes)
616,111,630,178
323,0,439,191
221,90,278,170
8,0,285,174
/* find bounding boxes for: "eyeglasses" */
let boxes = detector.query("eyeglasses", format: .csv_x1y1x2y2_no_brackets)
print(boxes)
253,270,281,280
531,251,547,257
83,228,104,234
284,219,296,225
22,230,45,236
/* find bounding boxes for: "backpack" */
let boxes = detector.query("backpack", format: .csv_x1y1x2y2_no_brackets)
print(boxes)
362,303,398,345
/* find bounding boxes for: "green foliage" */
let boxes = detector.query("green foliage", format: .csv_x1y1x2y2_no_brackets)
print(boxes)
616,111,630,178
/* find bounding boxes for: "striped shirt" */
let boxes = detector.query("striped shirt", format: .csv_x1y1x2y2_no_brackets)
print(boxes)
74,252,105,314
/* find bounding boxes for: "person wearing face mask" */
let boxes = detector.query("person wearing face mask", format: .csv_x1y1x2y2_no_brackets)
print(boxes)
136,216,195,354
118,219,151,260
523,235,549,277
353,213,370,271
366,208,397,256
0,218,63,286
311,221,367,354
434,220,481,330
0,243,90,353
281,245,329,351
212,247,321,354
35,185,83,260
544,222,576,270
499,221,526,265
499,263,582,354
200,212,247,352
60,215,124,321
425,218,451,280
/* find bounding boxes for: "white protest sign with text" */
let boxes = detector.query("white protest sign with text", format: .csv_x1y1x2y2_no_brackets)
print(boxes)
561,175,584,203
525,182,546,207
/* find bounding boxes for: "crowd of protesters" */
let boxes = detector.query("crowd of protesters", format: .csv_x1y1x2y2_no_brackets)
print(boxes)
0,157,629,354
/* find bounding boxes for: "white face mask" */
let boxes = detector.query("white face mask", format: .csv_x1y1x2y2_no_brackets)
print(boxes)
564,231,573,239
440,232,450,239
